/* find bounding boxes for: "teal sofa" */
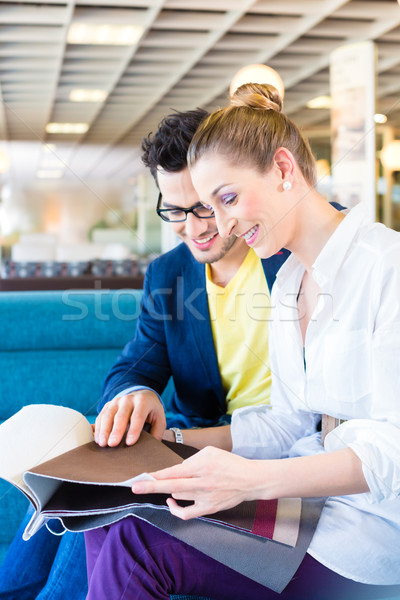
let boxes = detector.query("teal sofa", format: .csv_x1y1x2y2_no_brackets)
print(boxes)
0,289,141,563
0,290,210,600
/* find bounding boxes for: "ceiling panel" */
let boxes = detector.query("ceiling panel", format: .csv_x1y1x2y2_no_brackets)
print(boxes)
0,0,399,183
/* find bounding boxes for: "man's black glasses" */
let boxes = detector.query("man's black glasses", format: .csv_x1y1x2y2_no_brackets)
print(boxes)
156,192,214,222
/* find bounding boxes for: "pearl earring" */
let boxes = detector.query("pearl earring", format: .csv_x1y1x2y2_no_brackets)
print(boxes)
283,181,292,191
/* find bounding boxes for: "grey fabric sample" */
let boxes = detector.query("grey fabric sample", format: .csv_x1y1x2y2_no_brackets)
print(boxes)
64,497,325,593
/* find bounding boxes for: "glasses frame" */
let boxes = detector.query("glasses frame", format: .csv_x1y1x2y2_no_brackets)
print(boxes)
156,192,215,222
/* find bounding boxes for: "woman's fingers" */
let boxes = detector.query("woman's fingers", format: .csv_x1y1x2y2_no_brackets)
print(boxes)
132,446,256,520
166,498,205,520
132,475,202,496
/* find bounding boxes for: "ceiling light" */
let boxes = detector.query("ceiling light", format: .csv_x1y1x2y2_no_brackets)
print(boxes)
46,123,89,134
67,23,144,46
230,64,285,100
381,140,400,171
40,157,64,169
69,89,108,102
42,143,57,153
36,169,63,179
306,96,332,110
374,113,387,124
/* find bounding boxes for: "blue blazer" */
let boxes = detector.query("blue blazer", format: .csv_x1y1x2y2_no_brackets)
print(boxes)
100,242,290,428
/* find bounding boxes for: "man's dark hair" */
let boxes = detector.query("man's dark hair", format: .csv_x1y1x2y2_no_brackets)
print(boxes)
141,108,208,185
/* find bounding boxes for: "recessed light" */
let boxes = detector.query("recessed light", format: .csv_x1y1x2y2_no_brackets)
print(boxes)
45,123,89,134
374,113,387,124
40,157,64,169
67,23,144,45
42,143,57,153
69,89,108,102
36,169,63,179
306,95,332,110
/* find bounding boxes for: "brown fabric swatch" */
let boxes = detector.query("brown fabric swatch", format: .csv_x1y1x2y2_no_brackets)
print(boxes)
26,432,300,545
29,430,184,484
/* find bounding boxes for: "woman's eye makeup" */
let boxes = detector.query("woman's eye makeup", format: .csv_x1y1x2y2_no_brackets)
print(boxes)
220,192,238,206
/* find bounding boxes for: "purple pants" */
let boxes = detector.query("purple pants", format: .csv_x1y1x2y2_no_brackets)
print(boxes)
85,517,400,600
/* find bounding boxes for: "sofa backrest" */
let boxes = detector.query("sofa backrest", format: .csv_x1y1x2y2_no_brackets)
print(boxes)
0,289,142,423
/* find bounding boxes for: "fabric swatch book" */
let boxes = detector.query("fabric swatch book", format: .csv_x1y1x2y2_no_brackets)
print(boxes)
0,404,324,592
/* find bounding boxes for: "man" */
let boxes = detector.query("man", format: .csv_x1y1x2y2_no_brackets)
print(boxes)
94,108,289,449
0,108,288,600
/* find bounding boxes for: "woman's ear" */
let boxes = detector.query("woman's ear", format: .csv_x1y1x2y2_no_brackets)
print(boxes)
274,147,295,183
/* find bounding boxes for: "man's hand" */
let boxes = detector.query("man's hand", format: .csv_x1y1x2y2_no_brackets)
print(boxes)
94,390,166,447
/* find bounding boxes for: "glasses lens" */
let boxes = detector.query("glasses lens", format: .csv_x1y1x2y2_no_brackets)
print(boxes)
193,205,214,218
159,209,186,222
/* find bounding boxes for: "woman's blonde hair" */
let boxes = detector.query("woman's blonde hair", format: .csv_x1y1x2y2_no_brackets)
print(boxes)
188,83,317,187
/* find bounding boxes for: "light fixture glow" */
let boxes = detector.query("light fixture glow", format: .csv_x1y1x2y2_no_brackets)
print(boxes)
0,149,10,174
381,140,400,171
70,89,108,102
45,122,89,134
42,143,57,153
374,113,387,124
316,159,331,179
67,23,144,45
36,169,63,179
39,157,64,169
306,95,332,110
230,64,285,100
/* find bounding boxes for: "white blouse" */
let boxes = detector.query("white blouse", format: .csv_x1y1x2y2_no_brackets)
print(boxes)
231,203,400,584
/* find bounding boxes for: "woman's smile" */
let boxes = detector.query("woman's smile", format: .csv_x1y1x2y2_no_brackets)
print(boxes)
240,224,260,245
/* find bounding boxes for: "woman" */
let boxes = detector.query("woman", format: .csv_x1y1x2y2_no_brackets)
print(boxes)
85,84,400,600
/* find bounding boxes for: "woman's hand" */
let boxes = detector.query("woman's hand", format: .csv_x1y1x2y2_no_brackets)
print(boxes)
132,446,259,520
132,446,369,520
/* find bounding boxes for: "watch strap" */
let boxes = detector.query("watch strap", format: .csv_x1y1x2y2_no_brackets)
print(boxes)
170,427,183,444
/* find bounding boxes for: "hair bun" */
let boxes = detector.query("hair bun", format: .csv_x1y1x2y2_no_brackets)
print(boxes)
231,82,282,112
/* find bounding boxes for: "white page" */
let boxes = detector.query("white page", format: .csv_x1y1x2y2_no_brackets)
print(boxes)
0,404,94,494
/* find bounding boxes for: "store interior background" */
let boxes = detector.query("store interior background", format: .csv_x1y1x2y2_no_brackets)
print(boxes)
0,0,400,280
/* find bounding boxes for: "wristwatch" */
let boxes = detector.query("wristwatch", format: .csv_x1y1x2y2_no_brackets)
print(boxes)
170,427,183,444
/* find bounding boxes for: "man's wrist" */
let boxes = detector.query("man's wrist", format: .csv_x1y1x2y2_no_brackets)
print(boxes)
162,429,175,443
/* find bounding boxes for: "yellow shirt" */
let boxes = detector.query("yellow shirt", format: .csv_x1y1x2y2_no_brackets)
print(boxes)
206,248,272,414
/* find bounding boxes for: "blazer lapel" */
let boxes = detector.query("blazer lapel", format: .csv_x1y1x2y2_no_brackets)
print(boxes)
261,248,291,292
182,255,225,411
